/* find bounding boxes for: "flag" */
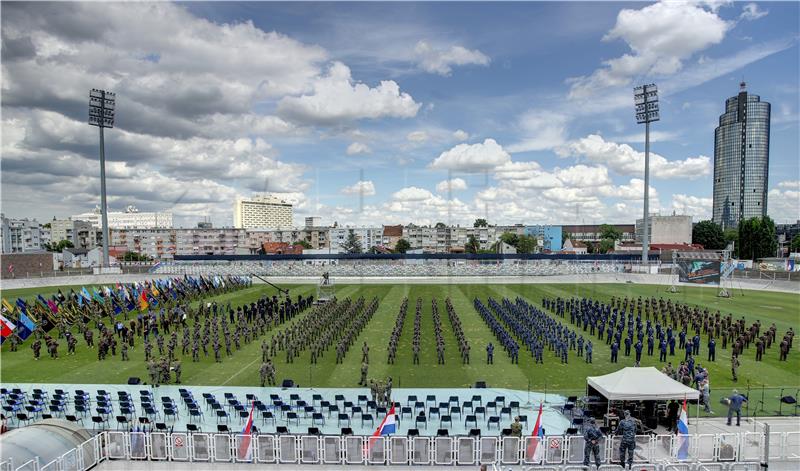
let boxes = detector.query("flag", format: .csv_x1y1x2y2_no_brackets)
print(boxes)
366,405,396,455
46,300,59,315
2,299,16,315
237,403,256,461
16,298,28,314
0,314,16,343
16,312,36,341
81,287,92,302
526,403,545,462
676,399,690,459
139,290,149,312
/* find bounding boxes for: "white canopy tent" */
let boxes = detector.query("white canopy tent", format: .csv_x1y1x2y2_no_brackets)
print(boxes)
587,367,700,401
587,367,701,432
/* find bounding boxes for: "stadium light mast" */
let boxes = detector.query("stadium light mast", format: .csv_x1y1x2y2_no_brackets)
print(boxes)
88,89,115,269
634,83,659,266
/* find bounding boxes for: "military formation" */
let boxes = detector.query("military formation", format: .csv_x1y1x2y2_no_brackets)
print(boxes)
386,297,408,364
431,299,446,364
445,298,470,364
475,297,583,365
542,295,795,379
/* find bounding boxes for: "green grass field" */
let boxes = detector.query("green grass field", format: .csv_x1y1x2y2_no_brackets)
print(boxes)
2,282,798,415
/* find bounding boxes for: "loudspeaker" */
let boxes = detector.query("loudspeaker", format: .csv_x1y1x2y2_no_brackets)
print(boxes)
127,377,141,385
281,379,295,388
474,381,487,388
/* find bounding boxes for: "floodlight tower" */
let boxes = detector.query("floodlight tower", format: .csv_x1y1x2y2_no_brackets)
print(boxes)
634,84,659,266
88,89,116,268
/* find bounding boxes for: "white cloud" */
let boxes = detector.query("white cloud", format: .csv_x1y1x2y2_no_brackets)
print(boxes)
561,134,711,179
740,3,768,21
413,40,490,76
346,142,371,155
392,186,435,202
340,180,376,196
277,62,421,125
608,130,680,144
407,131,429,142
429,138,511,172
670,194,712,220
568,1,730,99
435,178,468,193
452,129,469,142
768,188,800,223
507,110,569,153
777,180,800,190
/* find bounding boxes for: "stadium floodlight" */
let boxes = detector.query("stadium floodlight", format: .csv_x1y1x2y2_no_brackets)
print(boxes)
633,84,659,266
88,89,115,269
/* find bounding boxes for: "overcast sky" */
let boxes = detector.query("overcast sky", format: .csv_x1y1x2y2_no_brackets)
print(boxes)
2,1,798,228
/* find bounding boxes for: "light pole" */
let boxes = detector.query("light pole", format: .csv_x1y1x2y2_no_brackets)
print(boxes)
89,89,116,269
634,84,659,267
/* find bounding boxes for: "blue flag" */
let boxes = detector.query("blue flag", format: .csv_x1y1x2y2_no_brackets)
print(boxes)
16,312,36,341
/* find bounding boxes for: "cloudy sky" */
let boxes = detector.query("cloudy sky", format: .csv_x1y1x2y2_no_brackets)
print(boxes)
2,1,798,228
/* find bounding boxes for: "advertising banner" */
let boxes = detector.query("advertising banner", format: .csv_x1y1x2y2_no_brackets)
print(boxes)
678,260,720,285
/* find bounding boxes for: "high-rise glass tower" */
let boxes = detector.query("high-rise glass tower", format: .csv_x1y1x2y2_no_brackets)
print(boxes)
712,82,770,229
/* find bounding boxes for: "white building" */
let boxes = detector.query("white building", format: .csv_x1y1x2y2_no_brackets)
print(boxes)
5,217,45,252
0,214,11,253
329,227,382,252
636,214,693,245
233,194,293,229
110,228,246,259
305,217,322,227
73,205,173,229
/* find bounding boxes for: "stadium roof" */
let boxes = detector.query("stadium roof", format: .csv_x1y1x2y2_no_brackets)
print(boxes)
587,367,700,401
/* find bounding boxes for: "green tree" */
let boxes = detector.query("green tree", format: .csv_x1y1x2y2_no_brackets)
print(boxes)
562,230,572,242
692,220,726,250
465,235,480,253
122,251,150,262
434,222,447,229
738,216,777,261
597,238,615,254
516,234,538,254
394,238,411,254
473,218,488,228
341,229,363,254
293,240,312,249
791,234,800,253
47,239,74,252
598,224,622,241
585,241,596,254
499,232,519,247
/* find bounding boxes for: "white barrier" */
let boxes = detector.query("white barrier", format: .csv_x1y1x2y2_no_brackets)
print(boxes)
18,429,800,468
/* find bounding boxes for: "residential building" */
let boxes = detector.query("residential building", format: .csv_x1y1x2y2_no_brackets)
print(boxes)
6,217,45,252
382,225,404,249
50,219,100,249
561,224,636,243
261,242,304,255
561,239,587,254
329,227,382,252
233,194,293,229
110,228,245,259
635,214,692,245
0,214,11,253
776,220,800,257
244,227,329,252
712,82,770,229
305,217,322,227
73,205,173,229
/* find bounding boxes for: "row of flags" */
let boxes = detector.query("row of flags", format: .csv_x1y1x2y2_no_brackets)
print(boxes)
1,275,250,344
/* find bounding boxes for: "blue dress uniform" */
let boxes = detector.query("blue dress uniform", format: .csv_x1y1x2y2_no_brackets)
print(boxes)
707,338,716,361
610,342,619,363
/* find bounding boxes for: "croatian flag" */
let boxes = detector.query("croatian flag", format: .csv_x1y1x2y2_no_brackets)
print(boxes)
676,399,690,459
237,403,256,461
367,405,396,454
0,314,16,343
526,403,545,462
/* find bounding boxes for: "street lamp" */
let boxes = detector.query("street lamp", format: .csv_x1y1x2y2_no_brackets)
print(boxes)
634,83,659,266
88,89,115,268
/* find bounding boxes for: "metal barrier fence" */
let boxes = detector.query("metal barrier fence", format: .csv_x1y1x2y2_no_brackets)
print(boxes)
5,430,799,470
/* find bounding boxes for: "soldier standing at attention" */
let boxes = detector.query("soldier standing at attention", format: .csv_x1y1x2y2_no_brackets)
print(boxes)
359,361,368,386
412,343,420,365
731,354,740,382
362,342,369,363
260,362,269,387
121,342,129,361
616,410,637,469
486,342,494,364
173,360,182,384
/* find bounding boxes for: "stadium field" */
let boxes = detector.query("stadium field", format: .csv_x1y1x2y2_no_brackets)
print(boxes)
2,282,798,415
